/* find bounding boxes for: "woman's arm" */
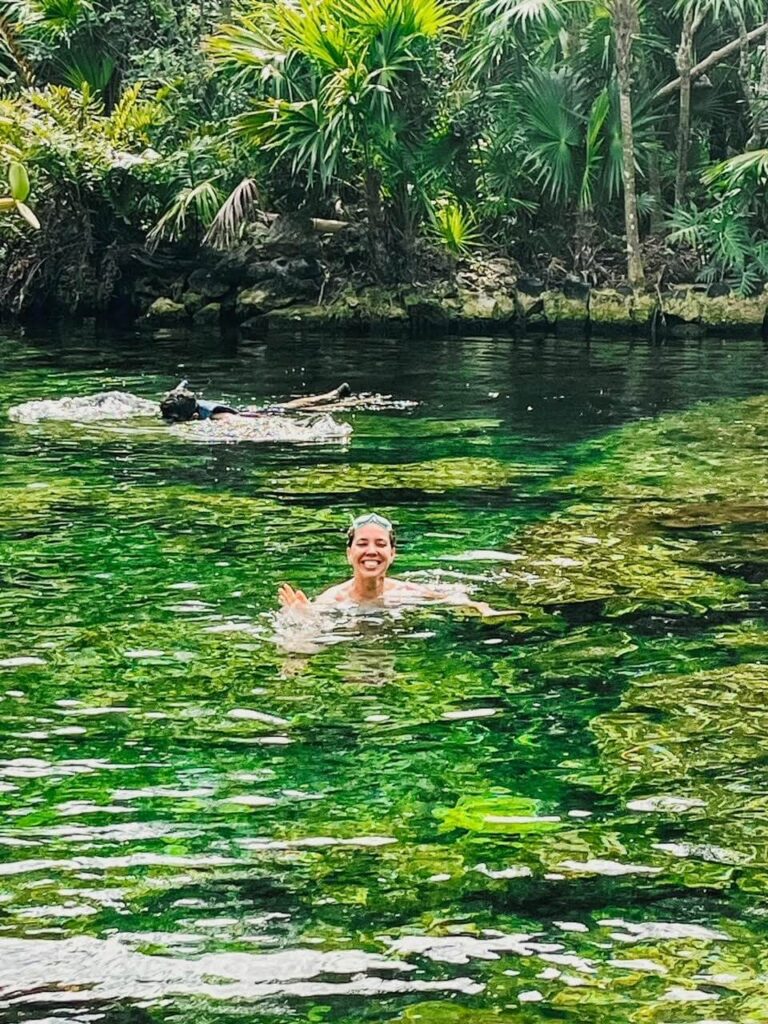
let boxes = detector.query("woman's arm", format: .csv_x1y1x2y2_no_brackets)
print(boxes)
393,580,506,617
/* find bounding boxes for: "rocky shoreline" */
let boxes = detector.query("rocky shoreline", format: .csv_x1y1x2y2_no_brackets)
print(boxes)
144,261,768,337
43,217,768,337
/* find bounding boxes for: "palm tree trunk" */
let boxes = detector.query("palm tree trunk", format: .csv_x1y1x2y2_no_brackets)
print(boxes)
674,9,695,208
613,0,645,289
747,2,768,147
365,167,389,279
648,145,664,235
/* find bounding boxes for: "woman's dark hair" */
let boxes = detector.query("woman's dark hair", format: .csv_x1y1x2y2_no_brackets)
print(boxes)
160,388,198,422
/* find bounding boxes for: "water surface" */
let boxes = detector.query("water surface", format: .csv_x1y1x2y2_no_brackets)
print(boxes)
1,329,768,1023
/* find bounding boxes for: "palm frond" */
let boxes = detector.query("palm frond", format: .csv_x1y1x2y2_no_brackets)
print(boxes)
203,177,264,250
206,16,289,70
56,44,116,94
430,200,481,254
579,86,609,209
518,66,583,203
147,179,224,251
704,149,768,187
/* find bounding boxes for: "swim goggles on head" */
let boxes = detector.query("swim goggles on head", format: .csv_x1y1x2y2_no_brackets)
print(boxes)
351,513,394,531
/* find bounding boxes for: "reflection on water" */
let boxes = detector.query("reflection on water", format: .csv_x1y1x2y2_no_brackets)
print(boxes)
1,331,768,1022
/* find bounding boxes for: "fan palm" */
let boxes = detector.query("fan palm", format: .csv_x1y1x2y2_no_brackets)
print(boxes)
468,0,650,284
208,0,456,264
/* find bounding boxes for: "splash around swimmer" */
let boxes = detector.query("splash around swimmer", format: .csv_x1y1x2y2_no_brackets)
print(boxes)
278,513,506,616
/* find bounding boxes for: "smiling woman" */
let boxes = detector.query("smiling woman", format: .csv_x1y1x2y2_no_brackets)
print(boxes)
277,513,501,614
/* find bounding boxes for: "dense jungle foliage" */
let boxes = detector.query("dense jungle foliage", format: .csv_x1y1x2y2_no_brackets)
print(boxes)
1,0,768,311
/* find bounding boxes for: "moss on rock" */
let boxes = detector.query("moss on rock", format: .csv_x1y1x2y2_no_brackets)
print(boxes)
192,302,221,326
542,290,589,327
589,289,632,326
236,286,293,318
515,291,544,321
145,296,187,324
662,288,703,323
699,293,768,329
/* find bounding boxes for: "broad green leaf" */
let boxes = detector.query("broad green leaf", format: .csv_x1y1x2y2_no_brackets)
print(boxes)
8,161,30,202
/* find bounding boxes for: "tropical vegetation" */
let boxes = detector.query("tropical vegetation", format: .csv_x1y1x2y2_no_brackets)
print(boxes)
0,0,767,311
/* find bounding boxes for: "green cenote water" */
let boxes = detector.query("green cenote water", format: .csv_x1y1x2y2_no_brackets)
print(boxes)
2,329,768,1024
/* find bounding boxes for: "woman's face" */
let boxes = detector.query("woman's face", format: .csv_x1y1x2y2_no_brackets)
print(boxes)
347,524,396,579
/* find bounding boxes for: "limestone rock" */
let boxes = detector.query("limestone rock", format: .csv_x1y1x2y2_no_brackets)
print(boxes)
662,288,703,323
187,268,230,300
193,302,221,326
631,292,657,324
542,290,589,327
455,288,516,324
346,287,407,322
182,291,204,315
403,290,451,324
236,287,294,319
590,289,657,327
268,256,324,280
590,289,633,326
516,291,545,320
145,297,187,324
264,304,334,328
699,292,768,329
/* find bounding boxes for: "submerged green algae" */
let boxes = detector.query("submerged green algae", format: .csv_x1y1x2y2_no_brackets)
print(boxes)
2,335,768,1022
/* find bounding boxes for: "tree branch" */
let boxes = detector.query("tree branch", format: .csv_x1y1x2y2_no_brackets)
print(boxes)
655,21,768,101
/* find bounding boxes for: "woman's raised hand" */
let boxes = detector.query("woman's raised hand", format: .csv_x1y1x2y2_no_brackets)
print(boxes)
278,583,312,611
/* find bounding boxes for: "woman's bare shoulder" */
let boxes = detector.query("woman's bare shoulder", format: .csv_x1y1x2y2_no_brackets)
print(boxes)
314,581,355,605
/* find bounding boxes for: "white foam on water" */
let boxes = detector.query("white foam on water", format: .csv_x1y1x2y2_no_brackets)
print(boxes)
9,391,159,423
8,393,352,444
179,412,352,444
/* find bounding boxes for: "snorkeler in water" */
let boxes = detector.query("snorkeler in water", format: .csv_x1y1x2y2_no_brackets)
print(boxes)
278,513,505,616
160,380,353,422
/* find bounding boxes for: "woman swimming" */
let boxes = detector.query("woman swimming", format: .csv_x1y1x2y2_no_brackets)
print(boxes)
278,513,502,616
